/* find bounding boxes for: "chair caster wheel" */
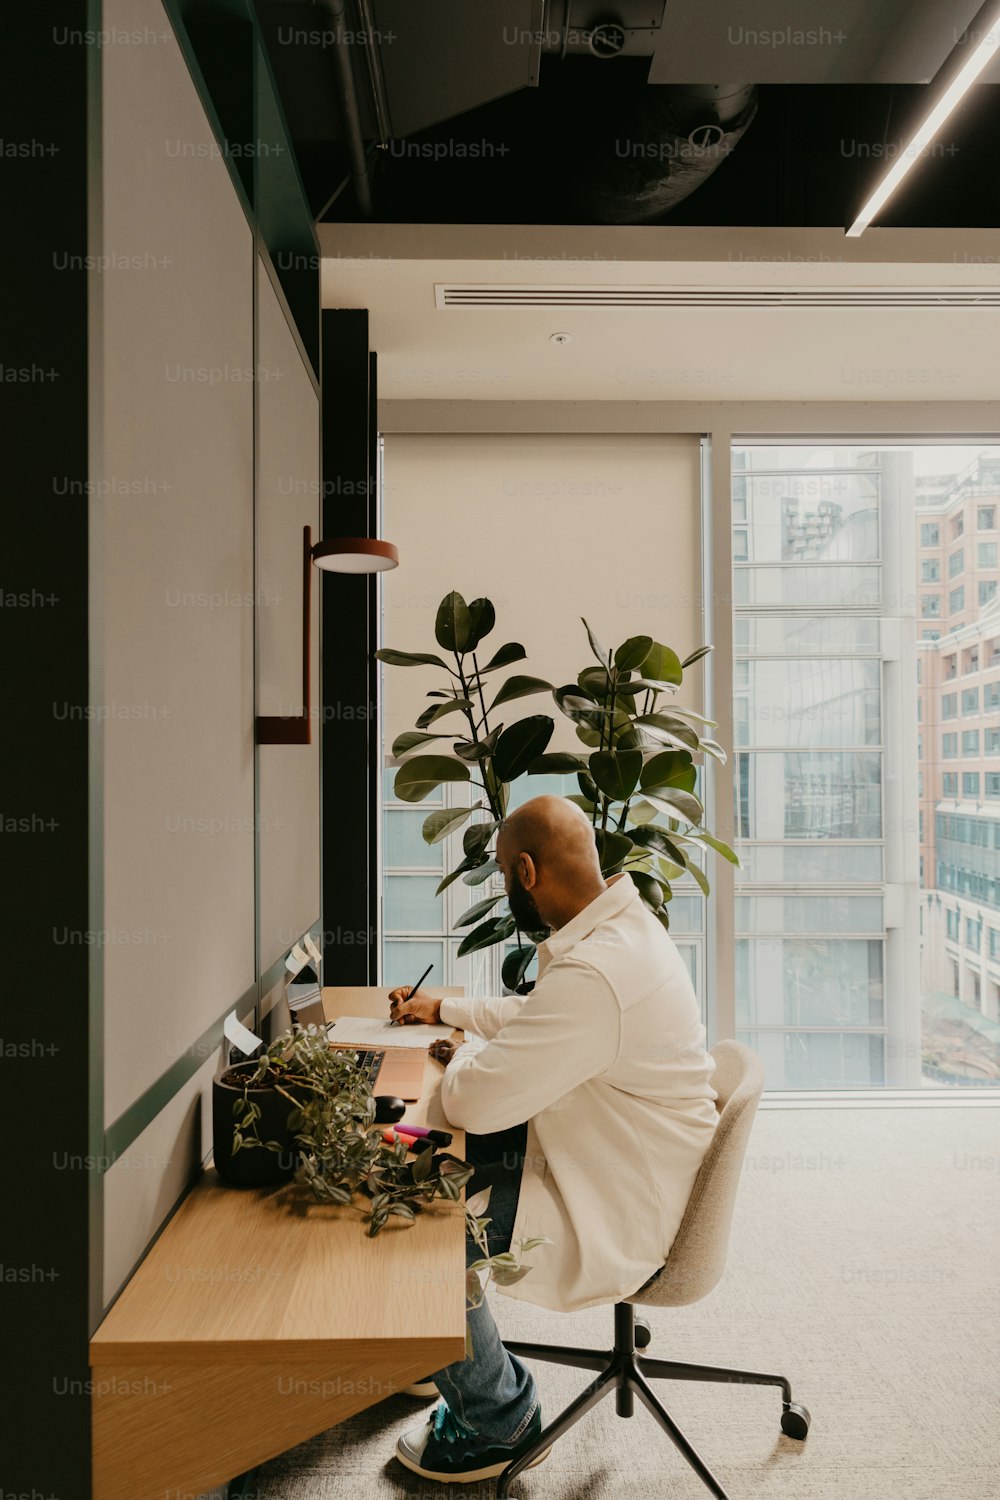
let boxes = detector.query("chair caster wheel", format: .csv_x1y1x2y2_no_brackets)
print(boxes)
781,1402,811,1440
634,1315,652,1349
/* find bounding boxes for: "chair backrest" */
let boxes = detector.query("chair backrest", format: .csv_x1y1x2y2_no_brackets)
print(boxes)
629,1039,764,1309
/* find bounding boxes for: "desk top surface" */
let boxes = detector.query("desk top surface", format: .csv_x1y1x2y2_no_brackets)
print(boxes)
90,988,465,1362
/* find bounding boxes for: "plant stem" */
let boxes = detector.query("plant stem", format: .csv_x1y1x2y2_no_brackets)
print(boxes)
471,652,490,734
457,654,503,823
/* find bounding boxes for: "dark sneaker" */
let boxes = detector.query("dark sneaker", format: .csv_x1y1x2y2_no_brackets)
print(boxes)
395,1399,550,1483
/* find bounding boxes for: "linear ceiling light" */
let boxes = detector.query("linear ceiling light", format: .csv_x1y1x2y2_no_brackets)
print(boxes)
846,1,1000,237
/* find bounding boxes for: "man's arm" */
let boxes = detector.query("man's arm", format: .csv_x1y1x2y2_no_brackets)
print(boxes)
439,959,619,1135
438,992,526,1043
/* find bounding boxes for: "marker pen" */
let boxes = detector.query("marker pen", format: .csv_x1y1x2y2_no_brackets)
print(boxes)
398,1124,453,1147
382,1127,432,1151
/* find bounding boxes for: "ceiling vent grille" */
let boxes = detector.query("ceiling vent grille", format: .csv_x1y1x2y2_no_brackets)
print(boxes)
435,284,1000,309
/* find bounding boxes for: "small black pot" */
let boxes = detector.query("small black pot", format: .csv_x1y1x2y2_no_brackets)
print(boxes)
212,1061,299,1187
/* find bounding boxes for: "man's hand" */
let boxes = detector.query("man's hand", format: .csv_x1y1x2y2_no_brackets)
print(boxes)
388,987,442,1027
428,1038,457,1066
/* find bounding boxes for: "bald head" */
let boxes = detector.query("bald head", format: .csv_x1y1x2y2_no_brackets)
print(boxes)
496,795,607,933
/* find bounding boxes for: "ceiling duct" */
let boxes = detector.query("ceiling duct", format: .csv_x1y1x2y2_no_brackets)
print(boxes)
435,286,1000,308
345,3,756,223
572,81,757,223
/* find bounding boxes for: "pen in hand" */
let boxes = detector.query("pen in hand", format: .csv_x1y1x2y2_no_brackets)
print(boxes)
389,961,434,1026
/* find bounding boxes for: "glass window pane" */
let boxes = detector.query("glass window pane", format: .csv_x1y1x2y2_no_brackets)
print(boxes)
383,940,446,990
663,894,704,933
384,877,446,932
735,660,880,747
736,843,883,883
736,938,884,1027
507,772,575,810
738,1029,885,1088
736,751,882,840
734,616,879,655
743,469,881,561
735,896,883,934
383,811,444,869
734,565,881,608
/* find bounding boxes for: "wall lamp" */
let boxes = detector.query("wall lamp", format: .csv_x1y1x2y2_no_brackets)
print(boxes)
256,526,398,745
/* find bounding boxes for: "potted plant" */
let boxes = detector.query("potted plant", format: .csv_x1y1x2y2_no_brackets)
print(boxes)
378,595,738,991
502,617,739,985
216,1026,547,1315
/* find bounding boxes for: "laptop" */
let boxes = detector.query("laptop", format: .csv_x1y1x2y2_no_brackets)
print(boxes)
326,1043,426,1101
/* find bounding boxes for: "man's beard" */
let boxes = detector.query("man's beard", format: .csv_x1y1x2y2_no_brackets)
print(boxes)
507,868,549,938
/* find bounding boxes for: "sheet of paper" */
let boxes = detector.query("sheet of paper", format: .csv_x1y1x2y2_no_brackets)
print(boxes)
224,1010,264,1056
326,1014,457,1050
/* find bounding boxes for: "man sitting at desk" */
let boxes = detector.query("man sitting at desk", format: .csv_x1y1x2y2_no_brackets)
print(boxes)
388,794,718,1485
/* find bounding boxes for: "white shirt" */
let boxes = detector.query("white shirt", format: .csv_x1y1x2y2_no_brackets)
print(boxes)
439,873,718,1314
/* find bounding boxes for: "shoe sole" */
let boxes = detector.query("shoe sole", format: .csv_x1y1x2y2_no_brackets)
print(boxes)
395,1441,552,1483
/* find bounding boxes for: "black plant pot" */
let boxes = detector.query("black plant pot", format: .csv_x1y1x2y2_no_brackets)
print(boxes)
212,1061,299,1187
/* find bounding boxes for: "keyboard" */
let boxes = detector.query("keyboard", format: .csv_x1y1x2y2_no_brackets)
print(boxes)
349,1048,385,1087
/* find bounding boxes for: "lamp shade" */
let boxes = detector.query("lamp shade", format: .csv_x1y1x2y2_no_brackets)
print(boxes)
311,537,398,573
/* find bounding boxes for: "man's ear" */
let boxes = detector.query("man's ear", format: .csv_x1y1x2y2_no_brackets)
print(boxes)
519,852,538,889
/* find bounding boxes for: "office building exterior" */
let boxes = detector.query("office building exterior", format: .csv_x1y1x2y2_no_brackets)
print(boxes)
916,457,1000,1066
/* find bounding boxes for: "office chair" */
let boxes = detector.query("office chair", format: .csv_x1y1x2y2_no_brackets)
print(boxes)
497,1040,810,1499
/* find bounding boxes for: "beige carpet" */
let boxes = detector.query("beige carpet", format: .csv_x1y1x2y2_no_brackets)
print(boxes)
231,1105,1000,1499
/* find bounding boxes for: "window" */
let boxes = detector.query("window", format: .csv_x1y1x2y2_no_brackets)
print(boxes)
990,928,1000,959
720,444,1000,1090
732,444,887,1088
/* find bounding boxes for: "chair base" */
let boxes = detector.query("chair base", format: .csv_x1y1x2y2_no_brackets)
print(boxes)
498,1302,809,1499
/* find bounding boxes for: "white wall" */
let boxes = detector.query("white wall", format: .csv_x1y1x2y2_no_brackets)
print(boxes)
256,260,321,975
381,433,705,755
100,0,256,1132
96,0,320,1309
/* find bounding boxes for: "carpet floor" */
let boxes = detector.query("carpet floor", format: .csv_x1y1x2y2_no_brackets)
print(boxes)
222,1104,999,1499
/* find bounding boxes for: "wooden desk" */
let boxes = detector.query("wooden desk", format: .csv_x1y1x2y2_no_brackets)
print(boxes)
89,987,465,1499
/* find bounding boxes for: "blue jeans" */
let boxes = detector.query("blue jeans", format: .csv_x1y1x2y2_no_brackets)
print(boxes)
429,1122,540,1445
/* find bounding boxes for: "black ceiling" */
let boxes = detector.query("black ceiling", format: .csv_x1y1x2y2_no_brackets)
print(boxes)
255,2,1000,230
